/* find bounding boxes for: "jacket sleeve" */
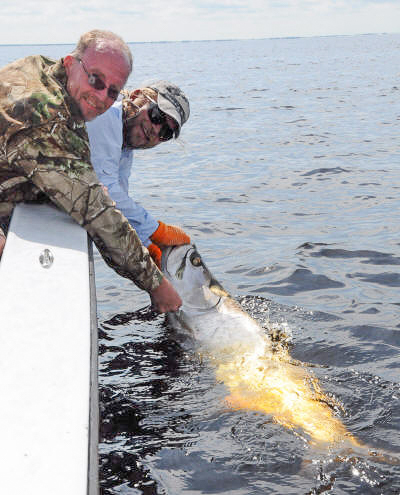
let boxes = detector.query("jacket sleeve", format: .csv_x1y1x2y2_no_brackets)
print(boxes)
6,121,164,293
86,108,158,246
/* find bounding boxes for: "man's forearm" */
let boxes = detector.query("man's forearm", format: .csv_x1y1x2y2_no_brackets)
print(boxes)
8,128,164,292
30,165,164,292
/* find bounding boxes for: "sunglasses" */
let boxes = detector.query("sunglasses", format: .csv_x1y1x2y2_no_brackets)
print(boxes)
147,103,177,141
78,58,119,101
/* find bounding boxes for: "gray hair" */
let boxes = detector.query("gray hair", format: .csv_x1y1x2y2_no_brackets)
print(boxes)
72,29,133,74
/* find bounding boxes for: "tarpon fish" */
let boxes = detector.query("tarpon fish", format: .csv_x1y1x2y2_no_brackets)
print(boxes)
161,244,268,358
161,244,362,447
160,243,400,471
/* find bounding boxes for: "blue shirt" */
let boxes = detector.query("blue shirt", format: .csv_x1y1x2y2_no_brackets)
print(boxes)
86,100,158,246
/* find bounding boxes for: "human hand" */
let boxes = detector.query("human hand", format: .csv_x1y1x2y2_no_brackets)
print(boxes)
150,221,190,248
150,277,182,313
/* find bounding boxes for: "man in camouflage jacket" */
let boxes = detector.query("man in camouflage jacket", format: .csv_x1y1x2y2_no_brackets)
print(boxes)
0,29,182,313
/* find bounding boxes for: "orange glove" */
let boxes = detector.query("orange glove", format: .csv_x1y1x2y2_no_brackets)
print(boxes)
150,221,191,248
148,243,162,268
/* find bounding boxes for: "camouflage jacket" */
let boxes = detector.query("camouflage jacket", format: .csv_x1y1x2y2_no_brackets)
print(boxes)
0,55,163,292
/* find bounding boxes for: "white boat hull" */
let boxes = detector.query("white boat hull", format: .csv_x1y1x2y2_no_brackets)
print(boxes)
0,203,98,494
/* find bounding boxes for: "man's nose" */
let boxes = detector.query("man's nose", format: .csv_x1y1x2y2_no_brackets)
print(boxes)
150,122,162,139
96,87,114,108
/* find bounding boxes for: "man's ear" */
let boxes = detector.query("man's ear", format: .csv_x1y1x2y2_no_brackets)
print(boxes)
63,54,74,73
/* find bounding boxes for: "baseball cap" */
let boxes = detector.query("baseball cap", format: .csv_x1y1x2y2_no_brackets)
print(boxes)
146,80,190,138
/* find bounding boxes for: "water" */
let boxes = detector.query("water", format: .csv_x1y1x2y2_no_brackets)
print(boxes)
2,34,400,494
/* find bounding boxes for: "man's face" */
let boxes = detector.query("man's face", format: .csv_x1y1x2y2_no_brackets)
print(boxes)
127,99,178,149
65,45,130,121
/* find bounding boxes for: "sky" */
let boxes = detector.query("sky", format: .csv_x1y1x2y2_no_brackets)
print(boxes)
0,0,399,45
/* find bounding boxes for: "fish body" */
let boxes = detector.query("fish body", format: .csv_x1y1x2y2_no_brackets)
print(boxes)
161,244,361,447
160,244,400,468
161,244,268,357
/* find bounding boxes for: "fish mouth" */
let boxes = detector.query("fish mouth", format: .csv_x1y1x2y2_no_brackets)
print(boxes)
161,244,193,278
161,245,179,272
161,244,230,297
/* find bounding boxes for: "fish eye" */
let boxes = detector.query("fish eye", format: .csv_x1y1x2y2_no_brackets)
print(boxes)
190,252,202,267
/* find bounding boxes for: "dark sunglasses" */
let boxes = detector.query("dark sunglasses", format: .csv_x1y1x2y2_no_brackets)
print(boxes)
147,102,177,141
78,58,120,101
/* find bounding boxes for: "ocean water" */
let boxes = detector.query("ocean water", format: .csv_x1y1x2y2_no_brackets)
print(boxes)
1,33,400,494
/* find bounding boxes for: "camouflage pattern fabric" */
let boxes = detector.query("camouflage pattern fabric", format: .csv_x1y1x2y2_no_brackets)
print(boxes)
0,55,163,292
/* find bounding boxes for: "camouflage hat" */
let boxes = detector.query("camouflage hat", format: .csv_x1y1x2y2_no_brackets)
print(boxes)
146,80,190,137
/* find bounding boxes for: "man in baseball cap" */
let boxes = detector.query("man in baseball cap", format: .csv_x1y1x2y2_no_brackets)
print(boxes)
86,81,191,267
146,80,190,137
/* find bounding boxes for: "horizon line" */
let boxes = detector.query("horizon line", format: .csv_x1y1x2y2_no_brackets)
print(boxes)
0,31,398,47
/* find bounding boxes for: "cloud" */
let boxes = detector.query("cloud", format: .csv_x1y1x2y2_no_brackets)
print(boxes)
0,0,399,44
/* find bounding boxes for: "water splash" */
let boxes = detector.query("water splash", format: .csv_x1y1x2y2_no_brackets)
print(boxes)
203,325,361,447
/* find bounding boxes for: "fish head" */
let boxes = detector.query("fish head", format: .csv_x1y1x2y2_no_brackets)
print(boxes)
161,244,229,314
